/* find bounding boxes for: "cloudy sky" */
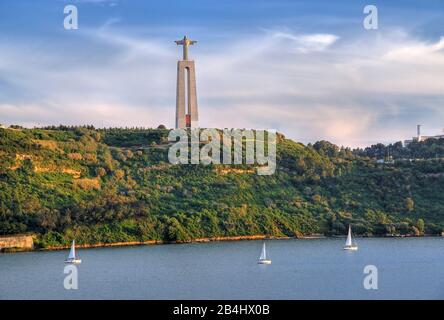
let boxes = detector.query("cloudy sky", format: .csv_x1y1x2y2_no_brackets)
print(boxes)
0,0,443,147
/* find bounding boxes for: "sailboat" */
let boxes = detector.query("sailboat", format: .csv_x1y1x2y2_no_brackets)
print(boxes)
65,240,82,264
258,242,272,264
343,225,358,251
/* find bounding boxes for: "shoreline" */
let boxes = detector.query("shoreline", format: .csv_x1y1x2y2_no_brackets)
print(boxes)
1,233,442,254
40,235,296,252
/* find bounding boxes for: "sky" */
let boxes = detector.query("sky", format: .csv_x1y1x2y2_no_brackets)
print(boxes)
0,0,443,147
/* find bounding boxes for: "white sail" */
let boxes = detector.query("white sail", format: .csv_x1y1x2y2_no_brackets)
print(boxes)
260,243,267,260
68,240,76,260
345,226,353,247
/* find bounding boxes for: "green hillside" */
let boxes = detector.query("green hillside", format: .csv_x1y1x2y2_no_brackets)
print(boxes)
1,126,443,248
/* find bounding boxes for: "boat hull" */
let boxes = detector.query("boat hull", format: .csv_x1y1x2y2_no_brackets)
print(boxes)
65,258,82,264
343,246,358,251
258,259,272,264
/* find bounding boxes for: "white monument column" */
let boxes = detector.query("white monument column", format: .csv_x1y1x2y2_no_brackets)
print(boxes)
175,36,199,129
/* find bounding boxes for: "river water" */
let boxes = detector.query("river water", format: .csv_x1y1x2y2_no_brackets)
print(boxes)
1,237,443,299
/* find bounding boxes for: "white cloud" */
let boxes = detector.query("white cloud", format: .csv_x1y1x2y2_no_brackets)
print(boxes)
383,36,444,64
272,32,339,53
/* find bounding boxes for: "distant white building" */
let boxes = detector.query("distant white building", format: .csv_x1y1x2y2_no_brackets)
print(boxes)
376,157,395,164
404,125,444,146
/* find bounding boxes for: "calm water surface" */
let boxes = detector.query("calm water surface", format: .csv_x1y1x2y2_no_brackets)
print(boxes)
1,238,443,299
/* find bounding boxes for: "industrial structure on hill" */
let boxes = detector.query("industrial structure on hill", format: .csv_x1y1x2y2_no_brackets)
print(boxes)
404,125,444,146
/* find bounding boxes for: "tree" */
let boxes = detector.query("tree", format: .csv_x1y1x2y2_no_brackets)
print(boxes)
313,140,339,157
96,167,107,177
114,169,125,180
416,218,425,235
405,197,415,212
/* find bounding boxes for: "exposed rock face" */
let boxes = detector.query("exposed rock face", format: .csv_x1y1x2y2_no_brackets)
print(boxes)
0,235,34,251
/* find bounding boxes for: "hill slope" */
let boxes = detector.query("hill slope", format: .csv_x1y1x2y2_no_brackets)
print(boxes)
1,127,444,248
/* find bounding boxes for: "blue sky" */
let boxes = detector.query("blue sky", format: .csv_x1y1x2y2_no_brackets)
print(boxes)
0,0,443,147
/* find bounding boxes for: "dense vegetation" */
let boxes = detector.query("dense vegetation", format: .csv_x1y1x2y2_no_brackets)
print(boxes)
0,126,443,248
354,139,444,160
